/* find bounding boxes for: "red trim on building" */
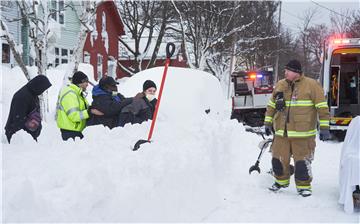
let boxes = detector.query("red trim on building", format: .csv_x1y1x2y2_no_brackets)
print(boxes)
83,0,124,81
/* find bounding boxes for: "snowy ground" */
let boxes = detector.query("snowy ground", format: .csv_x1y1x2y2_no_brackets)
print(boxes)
1,65,358,222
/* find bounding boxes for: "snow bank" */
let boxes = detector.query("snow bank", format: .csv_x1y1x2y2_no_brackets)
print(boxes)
1,65,358,222
120,67,224,124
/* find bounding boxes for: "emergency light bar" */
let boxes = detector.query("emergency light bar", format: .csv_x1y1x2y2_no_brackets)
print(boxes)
333,39,349,44
331,38,360,45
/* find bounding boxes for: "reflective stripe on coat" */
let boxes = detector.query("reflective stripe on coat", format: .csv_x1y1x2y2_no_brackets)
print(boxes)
264,75,330,138
56,84,89,132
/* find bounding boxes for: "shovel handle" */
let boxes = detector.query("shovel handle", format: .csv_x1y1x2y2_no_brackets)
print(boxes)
147,43,176,141
166,43,176,59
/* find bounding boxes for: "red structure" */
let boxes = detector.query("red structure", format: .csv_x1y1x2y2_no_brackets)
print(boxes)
83,1,124,81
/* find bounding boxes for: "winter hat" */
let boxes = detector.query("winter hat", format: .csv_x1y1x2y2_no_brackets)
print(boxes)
143,80,157,91
285,59,302,74
72,71,89,85
99,76,119,89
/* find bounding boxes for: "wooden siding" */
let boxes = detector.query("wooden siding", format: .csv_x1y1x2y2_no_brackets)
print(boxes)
0,2,21,44
56,1,81,50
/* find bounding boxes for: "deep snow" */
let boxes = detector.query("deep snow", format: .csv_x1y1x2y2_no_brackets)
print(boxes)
1,64,358,222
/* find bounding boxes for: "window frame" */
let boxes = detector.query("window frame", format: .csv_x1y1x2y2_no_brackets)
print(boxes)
50,0,65,25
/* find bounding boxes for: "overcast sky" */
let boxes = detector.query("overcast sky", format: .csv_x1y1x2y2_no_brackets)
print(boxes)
281,0,360,33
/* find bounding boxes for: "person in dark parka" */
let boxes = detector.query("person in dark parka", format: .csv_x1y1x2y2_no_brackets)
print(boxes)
87,77,133,129
5,75,52,143
118,80,158,127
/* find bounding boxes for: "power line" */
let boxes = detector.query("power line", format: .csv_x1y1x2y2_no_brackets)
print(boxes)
282,9,304,21
310,0,353,19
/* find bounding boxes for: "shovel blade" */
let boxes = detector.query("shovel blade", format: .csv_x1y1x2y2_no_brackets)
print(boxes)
133,139,150,151
249,165,261,174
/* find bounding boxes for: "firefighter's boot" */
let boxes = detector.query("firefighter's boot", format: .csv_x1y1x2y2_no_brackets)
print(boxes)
268,179,289,192
297,186,312,197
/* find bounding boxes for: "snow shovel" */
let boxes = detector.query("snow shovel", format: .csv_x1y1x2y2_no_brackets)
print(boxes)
246,127,273,174
132,42,176,151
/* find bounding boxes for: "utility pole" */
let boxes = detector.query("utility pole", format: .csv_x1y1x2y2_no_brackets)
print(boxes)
227,39,236,99
227,1,237,99
274,0,282,82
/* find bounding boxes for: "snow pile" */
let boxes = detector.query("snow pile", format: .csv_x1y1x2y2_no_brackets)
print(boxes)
1,65,358,222
120,67,225,124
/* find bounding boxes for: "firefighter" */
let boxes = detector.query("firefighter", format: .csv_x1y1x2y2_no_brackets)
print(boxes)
264,59,330,197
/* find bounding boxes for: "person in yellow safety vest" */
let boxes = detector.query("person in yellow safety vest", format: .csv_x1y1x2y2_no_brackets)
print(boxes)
56,71,102,141
264,59,330,197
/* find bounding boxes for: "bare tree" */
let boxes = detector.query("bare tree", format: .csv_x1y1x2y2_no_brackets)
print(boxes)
330,9,353,35
308,24,329,66
348,11,360,37
117,1,173,76
66,1,98,80
295,8,318,75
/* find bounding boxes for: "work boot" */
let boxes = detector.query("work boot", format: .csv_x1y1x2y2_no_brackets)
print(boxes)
268,182,289,192
297,188,312,197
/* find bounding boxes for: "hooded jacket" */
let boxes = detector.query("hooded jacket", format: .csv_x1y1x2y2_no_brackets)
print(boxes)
264,75,330,138
5,75,52,143
86,85,133,129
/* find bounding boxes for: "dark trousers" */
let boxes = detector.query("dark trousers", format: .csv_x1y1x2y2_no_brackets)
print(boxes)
350,87,357,104
60,129,84,141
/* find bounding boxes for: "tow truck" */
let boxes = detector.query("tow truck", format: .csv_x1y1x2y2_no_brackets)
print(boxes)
231,70,274,127
320,37,360,140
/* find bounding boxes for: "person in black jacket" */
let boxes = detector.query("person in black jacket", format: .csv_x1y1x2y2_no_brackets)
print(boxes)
118,80,158,127
5,75,52,143
87,77,133,129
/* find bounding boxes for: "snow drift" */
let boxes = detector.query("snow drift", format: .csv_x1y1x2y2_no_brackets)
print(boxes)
1,64,358,222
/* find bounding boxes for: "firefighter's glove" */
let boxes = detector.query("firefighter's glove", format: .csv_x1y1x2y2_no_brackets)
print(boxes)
319,129,331,141
274,92,286,112
265,125,274,136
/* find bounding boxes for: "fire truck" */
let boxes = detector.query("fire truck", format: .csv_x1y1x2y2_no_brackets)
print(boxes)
320,37,360,140
231,70,274,127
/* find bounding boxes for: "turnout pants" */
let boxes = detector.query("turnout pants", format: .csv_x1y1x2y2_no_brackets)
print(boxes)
271,136,316,188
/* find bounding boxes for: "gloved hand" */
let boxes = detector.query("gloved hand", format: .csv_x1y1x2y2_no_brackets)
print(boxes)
319,129,331,141
265,125,274,136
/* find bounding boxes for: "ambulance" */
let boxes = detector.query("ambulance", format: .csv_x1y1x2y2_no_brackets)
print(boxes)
231,70,273,127
320,37,360,140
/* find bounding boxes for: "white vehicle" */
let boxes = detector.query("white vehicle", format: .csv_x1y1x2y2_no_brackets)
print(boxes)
231,70,273,127
320,37,360,140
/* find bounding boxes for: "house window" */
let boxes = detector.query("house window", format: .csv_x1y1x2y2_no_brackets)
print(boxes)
54,47,70,66
97,54,103,80
2,44,10,63
119,45,128,58
50,0,65,25
61,48,68,56
83,51,90,64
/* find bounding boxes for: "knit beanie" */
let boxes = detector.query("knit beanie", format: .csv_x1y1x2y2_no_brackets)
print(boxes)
285,59,302,74
72,71,89,85
143,80,157,91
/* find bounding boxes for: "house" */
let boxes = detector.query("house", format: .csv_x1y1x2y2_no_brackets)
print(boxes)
1,0,83,67
83,0,125,81
118,37,188,78
48,0,82,67
1,1,21,66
